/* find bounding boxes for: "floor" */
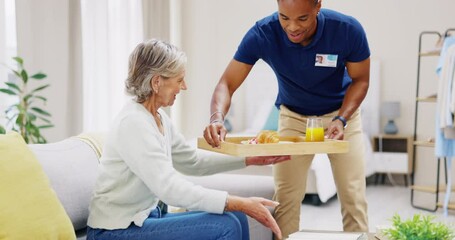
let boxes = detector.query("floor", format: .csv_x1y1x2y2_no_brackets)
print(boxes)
299,185,455,232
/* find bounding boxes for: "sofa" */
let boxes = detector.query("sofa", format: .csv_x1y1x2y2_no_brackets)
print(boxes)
28,134,275,240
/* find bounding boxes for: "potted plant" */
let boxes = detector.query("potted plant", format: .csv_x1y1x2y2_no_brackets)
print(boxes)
380,213,455,240
0,57,53,143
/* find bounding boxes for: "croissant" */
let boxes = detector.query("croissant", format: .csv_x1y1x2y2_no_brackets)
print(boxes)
256,130,280,144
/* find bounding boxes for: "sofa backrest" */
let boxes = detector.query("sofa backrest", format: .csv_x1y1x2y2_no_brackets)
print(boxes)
29,137,101,231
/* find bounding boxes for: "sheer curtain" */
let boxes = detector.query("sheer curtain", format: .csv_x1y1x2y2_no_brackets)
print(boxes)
80,0,143,132
0,1,6,123
0,0,17,127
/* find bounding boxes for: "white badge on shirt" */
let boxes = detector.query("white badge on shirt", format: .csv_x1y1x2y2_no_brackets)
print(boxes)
315,54,338,67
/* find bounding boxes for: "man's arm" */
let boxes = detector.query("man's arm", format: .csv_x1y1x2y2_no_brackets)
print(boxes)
328,57,370,139
204,59,253,147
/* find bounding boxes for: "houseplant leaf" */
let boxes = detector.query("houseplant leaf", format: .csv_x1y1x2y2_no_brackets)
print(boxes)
27,112,37,122
382,213,455,240
31,107,51,117
30,84,50,94
0,88,17,95
38,124,54,129
37,116,51,123
23,94,34,104
0,125,5,134
37,135,47,143
5,104,18,114
12,69,21,78
5,82,21,93
32,95,47,103
30,73,47,79
12,56,23,65
0,56,53,143
20,69,28,83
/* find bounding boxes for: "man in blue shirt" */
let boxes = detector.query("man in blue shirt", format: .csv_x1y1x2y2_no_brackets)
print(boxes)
203,0,370,238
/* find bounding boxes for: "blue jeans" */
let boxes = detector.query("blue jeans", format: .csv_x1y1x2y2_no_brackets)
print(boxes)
87,207,250,240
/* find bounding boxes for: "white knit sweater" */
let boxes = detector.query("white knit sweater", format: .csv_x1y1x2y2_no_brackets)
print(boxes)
87,100,245,230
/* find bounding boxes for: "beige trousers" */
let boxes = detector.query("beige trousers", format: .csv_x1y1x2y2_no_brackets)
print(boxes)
273,105,368,239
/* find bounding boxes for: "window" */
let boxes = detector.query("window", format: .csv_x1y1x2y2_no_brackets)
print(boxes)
0,0,17,127
80,0,143,132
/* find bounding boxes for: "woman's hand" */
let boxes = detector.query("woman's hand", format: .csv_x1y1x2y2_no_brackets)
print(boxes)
245,155,290,166
226,195,282,239
203,122,227,148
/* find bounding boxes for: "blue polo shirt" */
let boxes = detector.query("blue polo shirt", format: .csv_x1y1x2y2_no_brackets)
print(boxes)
234,9,370,116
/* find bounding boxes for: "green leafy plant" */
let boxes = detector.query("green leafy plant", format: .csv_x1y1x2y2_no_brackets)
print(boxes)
0,124,5,134
0,57,53,143
382,213,455,240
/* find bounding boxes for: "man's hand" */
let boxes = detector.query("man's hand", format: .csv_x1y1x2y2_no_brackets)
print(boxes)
203,122,227,148
246,155,291,166
326,120,344,140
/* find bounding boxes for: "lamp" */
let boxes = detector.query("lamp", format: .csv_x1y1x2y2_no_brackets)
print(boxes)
382,101,400,134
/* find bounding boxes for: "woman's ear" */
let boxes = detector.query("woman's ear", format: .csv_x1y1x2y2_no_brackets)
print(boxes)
151,75,160,93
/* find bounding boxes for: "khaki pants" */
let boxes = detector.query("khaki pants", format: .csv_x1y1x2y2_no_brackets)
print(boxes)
273,105,368,239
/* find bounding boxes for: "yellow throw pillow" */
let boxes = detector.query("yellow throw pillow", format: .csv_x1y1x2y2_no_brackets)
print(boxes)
0,132,76,240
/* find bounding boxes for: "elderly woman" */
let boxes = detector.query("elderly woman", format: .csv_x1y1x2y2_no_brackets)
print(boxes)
86,39,289,240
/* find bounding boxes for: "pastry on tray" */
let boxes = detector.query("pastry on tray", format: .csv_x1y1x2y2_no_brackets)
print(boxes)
247,130,280,144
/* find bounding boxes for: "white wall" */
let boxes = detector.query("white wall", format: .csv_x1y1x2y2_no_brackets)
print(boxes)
178,0,455,139
179,0,276,138
323,0,453,140
15,0,82,142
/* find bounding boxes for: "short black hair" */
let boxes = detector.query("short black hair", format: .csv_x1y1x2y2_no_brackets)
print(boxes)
277,0,319,6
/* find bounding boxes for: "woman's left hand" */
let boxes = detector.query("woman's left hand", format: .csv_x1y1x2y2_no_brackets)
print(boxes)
245,155,290,166
226,195,282,239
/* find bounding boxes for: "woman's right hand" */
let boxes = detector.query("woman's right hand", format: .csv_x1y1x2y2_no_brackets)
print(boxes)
203,122,227,148
226,195,282,239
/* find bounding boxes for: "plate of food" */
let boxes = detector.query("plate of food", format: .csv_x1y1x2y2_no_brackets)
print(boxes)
240,131,294,145
197,130,349,157
240,140,294,144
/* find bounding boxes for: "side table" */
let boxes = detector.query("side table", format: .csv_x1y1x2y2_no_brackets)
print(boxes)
372,135,413,186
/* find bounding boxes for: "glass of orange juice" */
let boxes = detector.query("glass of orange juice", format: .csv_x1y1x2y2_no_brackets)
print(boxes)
305,118,324,142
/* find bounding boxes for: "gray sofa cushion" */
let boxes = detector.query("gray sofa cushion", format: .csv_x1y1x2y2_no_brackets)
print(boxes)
29,138,99,231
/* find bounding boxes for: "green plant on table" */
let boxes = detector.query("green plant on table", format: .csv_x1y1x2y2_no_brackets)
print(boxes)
382,213,455,240
0,57,53,143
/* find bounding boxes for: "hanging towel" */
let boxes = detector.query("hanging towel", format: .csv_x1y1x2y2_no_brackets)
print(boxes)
435,37,455,157
435,35,455,217
436,36,455,75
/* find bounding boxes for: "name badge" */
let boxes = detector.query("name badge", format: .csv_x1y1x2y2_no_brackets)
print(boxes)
315,54,338,67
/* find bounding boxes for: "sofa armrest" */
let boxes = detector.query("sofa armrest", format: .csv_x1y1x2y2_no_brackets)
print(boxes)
29,138,100,232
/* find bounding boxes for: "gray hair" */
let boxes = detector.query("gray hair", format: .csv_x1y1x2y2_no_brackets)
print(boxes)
125,39,187,103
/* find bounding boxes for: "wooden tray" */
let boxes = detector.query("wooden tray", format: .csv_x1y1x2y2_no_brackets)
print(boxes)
197,136,349,157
